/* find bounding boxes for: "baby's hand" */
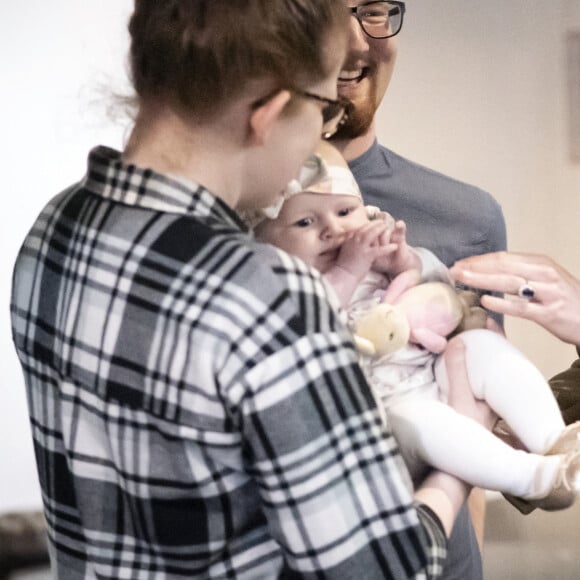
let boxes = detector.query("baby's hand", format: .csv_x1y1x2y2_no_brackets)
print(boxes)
336,221,397,280
373,220,420,275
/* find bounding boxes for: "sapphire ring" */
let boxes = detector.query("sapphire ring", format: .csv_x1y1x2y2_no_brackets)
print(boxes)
517,282,535,300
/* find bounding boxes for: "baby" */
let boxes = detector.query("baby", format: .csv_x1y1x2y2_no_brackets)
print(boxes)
253,140,580,514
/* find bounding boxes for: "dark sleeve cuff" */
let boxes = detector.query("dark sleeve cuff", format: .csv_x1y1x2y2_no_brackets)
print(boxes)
415,502,446,539
414,501,448,578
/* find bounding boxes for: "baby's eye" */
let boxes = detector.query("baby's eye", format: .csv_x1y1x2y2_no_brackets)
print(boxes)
294,217,313,228
338,207,353,217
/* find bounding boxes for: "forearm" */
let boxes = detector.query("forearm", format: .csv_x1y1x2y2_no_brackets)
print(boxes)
244,344,452,577
243,267,456,577
414,471,471,538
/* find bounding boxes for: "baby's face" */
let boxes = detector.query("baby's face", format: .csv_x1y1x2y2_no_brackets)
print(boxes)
256,192,368,273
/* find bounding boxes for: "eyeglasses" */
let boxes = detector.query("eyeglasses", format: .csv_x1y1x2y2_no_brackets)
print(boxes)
252,89,350,139
350,1,406,39
293,89,350,139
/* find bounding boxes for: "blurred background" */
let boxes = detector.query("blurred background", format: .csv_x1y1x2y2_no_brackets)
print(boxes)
1,1,579,578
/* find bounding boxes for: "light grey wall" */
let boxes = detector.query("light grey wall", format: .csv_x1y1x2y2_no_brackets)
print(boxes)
1,0,133,512
1,0,579,512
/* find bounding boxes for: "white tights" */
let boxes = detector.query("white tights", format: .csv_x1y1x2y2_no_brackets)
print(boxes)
388,329,566,499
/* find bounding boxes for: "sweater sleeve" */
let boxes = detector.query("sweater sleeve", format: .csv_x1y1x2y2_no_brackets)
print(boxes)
549,348,580,425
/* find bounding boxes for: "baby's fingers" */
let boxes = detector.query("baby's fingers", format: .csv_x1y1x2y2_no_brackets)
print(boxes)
387,220,408,244
374,242,398,257
352,220,389,246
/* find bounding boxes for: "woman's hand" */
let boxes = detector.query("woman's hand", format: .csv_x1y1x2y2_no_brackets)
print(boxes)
451,252,580,346
442,336,497,431
414,336,494,539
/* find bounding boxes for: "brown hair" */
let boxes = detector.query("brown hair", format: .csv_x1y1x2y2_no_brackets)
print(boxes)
128,0,348,117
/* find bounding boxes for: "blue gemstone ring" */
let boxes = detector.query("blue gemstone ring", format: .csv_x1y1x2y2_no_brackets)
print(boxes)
517,282,535,300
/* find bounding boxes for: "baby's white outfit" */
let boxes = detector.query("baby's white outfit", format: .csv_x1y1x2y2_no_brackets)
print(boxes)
348,250,566,499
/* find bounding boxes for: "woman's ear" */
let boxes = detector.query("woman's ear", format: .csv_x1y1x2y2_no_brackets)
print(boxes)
248,90,292,145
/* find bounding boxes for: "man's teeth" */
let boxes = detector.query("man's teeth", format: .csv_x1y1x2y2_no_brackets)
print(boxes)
339,69,363,81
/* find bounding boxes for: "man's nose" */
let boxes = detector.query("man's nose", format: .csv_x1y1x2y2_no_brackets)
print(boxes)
347,12,370,50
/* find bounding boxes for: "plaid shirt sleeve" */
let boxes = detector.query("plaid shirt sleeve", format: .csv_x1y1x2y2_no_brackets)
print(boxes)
10,161,447,579
219,246,448,577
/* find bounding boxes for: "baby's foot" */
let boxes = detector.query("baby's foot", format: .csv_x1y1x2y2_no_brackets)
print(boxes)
547,421,580,455
504,450,580,515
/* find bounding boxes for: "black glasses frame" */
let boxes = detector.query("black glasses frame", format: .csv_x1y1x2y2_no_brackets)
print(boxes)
293,89,349,124
350,1,406,40
252,89,350,139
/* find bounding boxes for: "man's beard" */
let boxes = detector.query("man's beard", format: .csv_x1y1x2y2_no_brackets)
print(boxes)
331,96,376,140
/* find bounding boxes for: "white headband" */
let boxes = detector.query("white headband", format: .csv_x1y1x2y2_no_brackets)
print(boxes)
246,152,363,227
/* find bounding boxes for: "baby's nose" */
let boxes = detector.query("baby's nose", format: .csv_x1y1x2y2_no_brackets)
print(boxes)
322,219,343,238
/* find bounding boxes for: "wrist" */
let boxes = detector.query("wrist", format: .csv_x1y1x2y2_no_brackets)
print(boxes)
333,262,367,285
388,249,422,278
414,471,471,537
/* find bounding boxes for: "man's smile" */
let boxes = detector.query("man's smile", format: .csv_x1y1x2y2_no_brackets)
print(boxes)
338,68,368,84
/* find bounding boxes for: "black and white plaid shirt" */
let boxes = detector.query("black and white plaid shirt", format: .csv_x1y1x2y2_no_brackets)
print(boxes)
11,146,446,579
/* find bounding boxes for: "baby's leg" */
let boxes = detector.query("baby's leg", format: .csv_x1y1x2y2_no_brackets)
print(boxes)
435,328,565,454
388,397,562,498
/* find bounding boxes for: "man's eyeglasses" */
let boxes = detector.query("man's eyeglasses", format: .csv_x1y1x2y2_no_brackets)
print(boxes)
252,89,350,139
350,1,406,40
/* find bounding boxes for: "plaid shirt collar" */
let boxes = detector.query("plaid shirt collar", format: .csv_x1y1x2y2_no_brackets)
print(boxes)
83,145,248,232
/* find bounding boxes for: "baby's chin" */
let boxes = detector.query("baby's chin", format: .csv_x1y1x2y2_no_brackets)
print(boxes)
314,252,339,273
